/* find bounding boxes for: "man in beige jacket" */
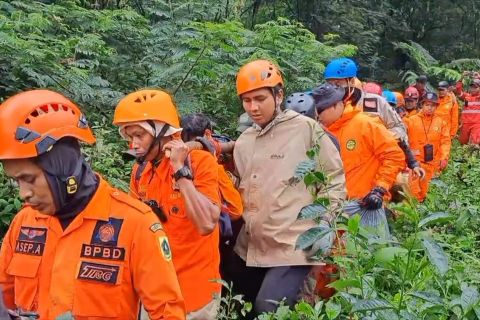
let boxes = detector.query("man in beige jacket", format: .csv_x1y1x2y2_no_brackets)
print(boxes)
225,59,346,318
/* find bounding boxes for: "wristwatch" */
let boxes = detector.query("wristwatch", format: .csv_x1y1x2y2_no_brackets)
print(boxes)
173,166,193,181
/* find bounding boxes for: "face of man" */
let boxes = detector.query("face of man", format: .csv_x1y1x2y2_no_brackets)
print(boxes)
326,78,350,88
470,85,480,95
241,87,283,128
124,125,171,161
422,101,437,116
317,102,344,127
438,88,448,98
3,159,55,215
405,98,418,111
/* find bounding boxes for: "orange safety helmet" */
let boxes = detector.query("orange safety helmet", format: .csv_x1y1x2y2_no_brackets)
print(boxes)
113,89,180,128
236,60,284,96
0,90,95,160
393,92,405,107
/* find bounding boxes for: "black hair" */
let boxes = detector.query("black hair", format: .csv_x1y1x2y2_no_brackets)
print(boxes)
180,113,213,142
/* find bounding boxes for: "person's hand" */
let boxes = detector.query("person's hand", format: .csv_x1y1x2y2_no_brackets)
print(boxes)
440,159,448,171
163,139,189,171
305,219,335,258
413,166,426,179
361,186,387,210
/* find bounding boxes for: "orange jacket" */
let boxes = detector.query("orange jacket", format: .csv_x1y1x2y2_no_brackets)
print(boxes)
130,150,221,313
0,177,185,320
404,112,451,164
217,165,243,220
404,109,418,121
327,103,405,199
437,93,459,137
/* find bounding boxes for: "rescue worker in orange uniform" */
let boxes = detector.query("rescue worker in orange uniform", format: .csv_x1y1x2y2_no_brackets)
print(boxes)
404,86,420,119
228,60,347,318
394,91,405,108
456,75,480,144
404,92,451,202
113,90,221,319
324,58,424,180
180,113,243,277
437,81,459,138
312,83,405,202
0,90,185,320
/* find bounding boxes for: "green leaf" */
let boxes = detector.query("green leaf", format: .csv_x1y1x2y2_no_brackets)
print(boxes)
348,214,361,235
418,212,452,228
295,226,331,250
297,204,327,220
408,291,444,306
422,238,449,276
325,300,341,319
351,299,394,313
314,171,326,183
461,286,480,313
328,278,361,290
374,247,408,265
304,173,316,186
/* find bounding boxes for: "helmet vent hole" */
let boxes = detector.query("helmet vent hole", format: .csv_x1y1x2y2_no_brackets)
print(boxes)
134,97,143,103
62,105,68,111
31,110,39,117
71,109,75,115
150,92,157,98
25,118,31,124
51,104,60,112
299,99,304,103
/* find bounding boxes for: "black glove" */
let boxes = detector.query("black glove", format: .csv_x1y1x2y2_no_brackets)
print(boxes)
362,186,387,210
398,139,418,170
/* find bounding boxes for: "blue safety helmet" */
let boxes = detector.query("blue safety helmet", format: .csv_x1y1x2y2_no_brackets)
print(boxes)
382,90,397,106
324,58,358,79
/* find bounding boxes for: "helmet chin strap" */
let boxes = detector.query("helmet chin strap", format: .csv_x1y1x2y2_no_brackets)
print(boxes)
136,121,170,165
343,78,355,101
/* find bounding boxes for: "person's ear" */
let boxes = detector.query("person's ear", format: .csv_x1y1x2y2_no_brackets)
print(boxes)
204,129,213,139
275,89,284,106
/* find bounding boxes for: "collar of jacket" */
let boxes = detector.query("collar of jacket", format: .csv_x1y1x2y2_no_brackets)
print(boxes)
327,101,361,132
252,109,301,137
418,110,435,119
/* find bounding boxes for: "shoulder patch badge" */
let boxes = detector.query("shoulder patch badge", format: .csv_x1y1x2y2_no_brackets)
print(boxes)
150,223,163,233
346,139,357,151
158,236,172,261
363,98,379,113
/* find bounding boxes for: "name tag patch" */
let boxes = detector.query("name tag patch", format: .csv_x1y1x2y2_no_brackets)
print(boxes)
15,241,44,256
78,261,119,284
81,244,125,261
15,226,47,256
